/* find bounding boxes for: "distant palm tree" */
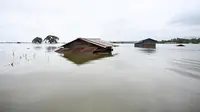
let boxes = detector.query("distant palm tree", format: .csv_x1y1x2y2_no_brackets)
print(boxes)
32,37,43,44
44,35,59,44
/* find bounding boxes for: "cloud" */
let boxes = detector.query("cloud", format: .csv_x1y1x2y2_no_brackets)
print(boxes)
170,11,200,26
0,0,200,41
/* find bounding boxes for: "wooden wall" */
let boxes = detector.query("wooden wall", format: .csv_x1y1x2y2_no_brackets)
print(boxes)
142,43,156,48
135,42,156,48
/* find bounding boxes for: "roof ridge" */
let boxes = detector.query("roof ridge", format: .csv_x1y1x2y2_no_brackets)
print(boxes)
80,38,112,48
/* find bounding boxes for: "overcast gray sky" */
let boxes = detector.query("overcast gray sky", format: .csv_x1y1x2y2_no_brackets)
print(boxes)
0,0,200,42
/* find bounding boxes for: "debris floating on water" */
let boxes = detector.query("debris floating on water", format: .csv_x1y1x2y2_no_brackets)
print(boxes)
177,44,185,47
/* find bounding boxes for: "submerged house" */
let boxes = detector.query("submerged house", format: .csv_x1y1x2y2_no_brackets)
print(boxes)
134,38,157,48
56,38,115,54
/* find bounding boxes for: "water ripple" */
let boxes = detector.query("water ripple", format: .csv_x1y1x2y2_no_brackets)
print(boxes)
168,68,200,80
168,58,200,80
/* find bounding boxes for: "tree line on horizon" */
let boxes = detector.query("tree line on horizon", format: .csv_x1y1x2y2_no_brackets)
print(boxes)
158,38,200,44
32,36,200,44
32,35,59,44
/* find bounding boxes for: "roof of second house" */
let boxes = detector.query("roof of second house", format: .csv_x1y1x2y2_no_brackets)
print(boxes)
136,38,157,44
63,38,115,48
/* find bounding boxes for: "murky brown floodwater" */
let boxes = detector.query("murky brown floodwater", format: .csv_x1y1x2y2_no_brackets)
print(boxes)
0,44,200,112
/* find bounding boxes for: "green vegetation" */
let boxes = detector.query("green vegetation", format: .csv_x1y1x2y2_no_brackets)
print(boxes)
31,35,60,44
32,37,43,44
44,35,59,44
158,38,200,44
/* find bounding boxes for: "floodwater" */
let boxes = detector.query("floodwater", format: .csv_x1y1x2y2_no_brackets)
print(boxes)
0,44,200,112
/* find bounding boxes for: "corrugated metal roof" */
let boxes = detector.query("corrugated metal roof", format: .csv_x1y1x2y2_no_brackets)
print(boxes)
136,38,157,44
61,38,115,48
79,38,114,48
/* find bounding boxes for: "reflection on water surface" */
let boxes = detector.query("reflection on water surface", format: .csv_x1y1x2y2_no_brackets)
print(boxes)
137,48,156,54
60,52,116,65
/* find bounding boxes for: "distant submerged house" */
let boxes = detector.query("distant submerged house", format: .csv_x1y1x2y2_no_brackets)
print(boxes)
135,38,157,48
56,38,115,54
